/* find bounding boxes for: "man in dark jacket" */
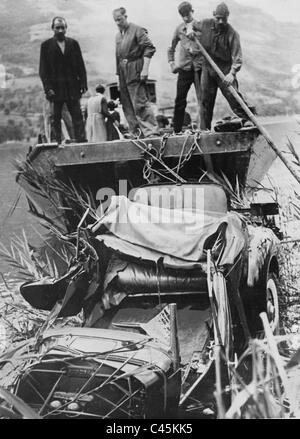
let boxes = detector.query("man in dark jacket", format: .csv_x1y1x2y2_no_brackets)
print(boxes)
113,7,158,138
194,3,253,130
39,17,87,143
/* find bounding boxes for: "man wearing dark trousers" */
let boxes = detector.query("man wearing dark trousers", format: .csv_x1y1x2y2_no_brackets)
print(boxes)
193,3,253,130
113,7,158,138
39,17,87,143
168,2,202,133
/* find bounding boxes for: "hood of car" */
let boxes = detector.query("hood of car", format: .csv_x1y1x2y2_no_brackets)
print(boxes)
40,328,173,386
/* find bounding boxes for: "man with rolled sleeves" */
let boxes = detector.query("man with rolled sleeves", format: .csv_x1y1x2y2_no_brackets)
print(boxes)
194,3,253,130
168,2,203,133
113,7,158,138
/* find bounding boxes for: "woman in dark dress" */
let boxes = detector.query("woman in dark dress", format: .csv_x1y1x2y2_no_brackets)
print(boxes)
106,100,121,141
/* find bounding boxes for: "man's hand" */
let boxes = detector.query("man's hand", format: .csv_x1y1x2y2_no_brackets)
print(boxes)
186,22,194,38
223,73,235,87
46,89,55,101
140,72,148,84
115,79,120,93
169,62,179,74
192,22,202,32
141,57,151,84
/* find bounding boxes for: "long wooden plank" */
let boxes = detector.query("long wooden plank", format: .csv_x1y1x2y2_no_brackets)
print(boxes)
29,129,259,168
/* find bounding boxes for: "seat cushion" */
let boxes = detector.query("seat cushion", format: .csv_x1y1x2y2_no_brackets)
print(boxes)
131,183,228,215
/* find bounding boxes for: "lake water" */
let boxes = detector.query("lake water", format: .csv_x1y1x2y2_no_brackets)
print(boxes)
0,116,300,275
0,142,45,275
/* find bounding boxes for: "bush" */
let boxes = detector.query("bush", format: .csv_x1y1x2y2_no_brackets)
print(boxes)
0,121,24,142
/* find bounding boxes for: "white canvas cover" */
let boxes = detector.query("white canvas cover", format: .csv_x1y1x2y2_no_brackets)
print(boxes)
92,196,246,268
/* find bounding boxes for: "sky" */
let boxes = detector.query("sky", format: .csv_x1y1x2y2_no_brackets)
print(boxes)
82,0,300,23
32,0,300,24
236,0,300,22
28,0,300,79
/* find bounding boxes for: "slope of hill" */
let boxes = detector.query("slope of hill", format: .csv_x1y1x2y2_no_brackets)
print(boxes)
0,0,299,126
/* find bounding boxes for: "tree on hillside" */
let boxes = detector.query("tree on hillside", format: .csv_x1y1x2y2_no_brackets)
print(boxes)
9,101,18,111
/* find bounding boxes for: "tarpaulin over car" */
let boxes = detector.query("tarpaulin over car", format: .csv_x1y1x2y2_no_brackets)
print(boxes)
91,196,246,269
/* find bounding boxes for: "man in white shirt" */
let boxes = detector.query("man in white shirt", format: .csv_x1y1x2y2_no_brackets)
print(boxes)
167,2,203,133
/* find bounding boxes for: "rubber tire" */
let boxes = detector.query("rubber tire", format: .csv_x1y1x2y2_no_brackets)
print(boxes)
265,272,280,335
244,270,281,339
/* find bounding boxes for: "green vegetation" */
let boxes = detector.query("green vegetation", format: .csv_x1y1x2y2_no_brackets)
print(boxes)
0,84,43,142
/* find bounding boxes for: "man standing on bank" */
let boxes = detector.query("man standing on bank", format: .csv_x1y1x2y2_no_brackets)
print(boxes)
39,17,87,144
168,2,203,134
113,7,158,138
194,3,253,130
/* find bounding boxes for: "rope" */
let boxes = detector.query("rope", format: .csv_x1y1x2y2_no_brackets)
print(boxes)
176,134,190,175
133,131,209,185
131,138,186,183
147,167,177,184
136,132,206,181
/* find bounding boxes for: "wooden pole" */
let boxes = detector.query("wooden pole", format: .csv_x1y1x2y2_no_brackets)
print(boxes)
193,38,300,186
207,251,223,346
170,303,180,371
43,100,51,143
194,71,214,173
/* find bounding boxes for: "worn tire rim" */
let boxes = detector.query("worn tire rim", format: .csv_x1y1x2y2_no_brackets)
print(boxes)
266,277,279,333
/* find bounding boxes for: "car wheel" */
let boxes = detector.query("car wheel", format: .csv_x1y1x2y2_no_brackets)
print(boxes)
265,273,280,334
245,269,281,338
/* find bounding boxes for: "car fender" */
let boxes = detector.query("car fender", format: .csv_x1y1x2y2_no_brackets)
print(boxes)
246,225,280,289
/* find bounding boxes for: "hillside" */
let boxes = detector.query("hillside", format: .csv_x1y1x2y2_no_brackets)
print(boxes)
0,0,299,140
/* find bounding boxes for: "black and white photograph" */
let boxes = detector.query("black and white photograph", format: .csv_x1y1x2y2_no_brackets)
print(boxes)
0,0,300,423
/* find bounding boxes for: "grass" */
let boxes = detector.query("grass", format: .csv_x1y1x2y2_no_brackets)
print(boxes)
213,137,300,419
215,322,300,419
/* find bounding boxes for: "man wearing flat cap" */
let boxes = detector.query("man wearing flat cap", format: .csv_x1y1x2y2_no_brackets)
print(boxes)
113,7,158,138
168,2,203,133
39,17,87,143
194,3,253,130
